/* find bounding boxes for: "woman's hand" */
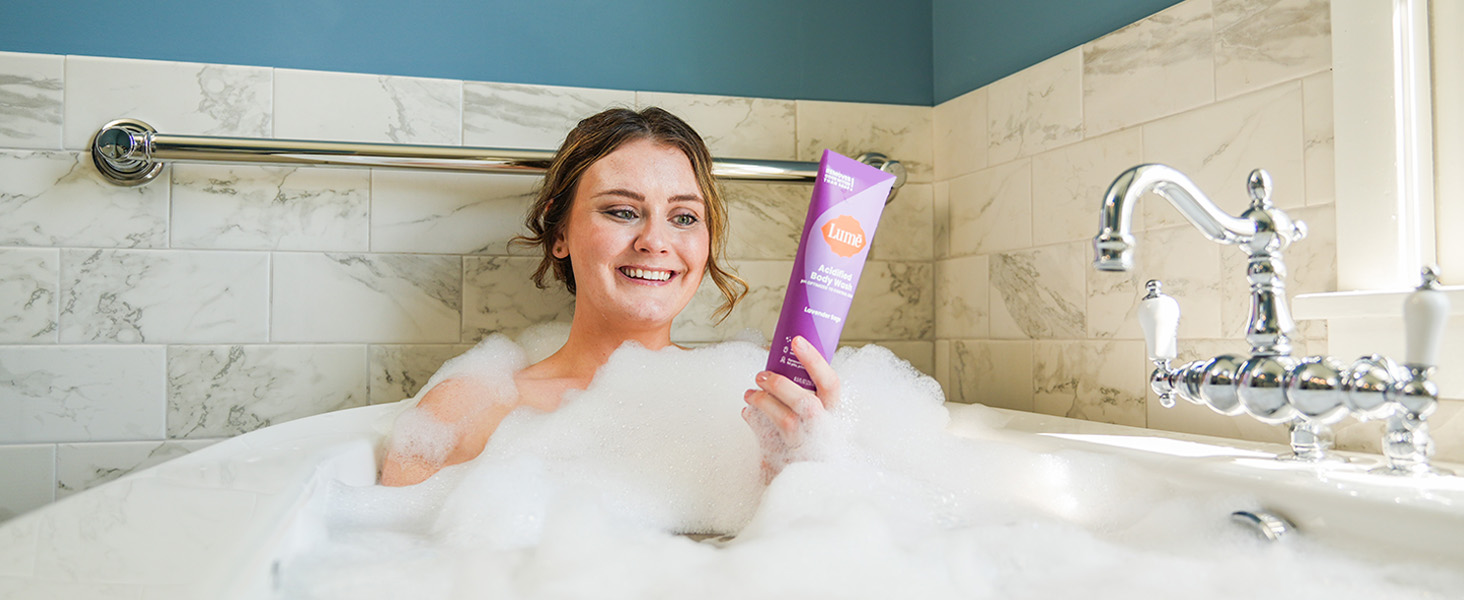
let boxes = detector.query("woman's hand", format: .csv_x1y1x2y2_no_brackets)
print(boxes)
742,335,841,481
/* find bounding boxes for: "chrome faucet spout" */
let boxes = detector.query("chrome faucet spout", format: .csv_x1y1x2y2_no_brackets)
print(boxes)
1093,164,1257,271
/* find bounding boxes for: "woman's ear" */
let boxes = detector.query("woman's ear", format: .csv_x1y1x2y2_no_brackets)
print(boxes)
552,239,569,259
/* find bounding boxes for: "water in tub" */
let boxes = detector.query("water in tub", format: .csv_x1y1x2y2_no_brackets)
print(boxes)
276,323,1462,599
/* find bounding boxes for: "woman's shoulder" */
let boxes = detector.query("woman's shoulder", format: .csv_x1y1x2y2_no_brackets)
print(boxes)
414,377,512,424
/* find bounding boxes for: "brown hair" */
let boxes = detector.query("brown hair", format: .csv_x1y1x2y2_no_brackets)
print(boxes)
512,107,747,321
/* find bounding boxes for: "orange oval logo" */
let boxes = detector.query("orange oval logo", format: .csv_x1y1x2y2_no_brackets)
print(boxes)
821,215,866,258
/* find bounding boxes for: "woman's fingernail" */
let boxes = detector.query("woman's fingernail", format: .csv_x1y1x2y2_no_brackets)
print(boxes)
792,336,806,349
755,371,770,384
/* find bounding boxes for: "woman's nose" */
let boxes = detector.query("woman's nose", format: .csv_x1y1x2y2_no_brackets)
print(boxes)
635,220,670,253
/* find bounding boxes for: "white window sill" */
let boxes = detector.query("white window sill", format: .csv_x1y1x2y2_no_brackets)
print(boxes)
1293,287,1464,321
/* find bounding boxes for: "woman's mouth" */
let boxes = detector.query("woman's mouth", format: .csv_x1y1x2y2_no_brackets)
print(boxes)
619,267,675,282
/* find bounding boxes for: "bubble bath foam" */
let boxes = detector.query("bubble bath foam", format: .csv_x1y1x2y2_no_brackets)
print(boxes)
766,150,897,389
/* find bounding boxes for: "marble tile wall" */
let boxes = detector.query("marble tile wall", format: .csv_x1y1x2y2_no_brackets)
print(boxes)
0,50,933,520
4,0,1389,521
933,0,1370,443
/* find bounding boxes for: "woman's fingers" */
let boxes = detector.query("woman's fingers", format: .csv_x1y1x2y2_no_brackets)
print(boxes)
788,336,840,410
744,388,799,440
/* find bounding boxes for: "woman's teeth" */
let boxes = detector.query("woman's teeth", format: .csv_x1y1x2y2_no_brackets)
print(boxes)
622,267,671,282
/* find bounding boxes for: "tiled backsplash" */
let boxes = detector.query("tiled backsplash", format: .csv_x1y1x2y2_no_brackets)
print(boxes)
0,50,933,520
933,0,1462,462
933,0,1335,432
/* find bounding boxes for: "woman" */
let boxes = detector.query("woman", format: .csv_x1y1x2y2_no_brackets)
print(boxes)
381,107,840,487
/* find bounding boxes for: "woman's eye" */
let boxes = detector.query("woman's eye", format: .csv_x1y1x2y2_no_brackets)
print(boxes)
605,208,637,220
672,214,700,227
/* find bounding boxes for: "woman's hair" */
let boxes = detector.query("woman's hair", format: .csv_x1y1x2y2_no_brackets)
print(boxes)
513,107,747,321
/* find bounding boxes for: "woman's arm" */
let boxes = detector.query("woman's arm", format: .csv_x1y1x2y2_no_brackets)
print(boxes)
380,377,516,486
741,335,841,481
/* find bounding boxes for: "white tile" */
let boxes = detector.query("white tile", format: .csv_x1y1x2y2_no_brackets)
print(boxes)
846,261,933,341
167,345,368,438
1214,0,1331,100
990,242,1087,339
54,439,217,498
1029,128,1143,246
64,55,271,150
1033,340,1147,427
948,339,1033,410
370,170,538,255
935,339,950,393
0,249,58,343
271,253,462,343
463,257,576,342
59,250,269,344
0,151,168,248
721,182,808,260
368,344,473,405
933,181,950,259
1083,0,1215,136
273,69,460,144
796,100,933,183
0,346,166,443
637,91,797,160
0,51,64,149
673,259,790,344
933,87,988,180
1141,80,1306,229
463,81,634,150
1302,71,1334,206
987,49,1083,163
948,160,1033,256
1088,224,1224,340
170,164,370,251
936,255,989,339
871,183,933,262
0,444,55,521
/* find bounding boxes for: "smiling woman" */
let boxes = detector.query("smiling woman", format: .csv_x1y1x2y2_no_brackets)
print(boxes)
379,107,841,487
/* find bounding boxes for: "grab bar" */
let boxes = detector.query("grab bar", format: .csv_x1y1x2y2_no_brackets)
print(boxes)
89,119,907,200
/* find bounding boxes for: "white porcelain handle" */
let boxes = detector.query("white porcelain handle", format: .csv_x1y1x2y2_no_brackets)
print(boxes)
1404,267,1449,367
1138,280,1179,362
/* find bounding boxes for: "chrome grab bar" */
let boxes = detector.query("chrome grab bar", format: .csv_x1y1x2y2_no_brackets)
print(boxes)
89,119,908,200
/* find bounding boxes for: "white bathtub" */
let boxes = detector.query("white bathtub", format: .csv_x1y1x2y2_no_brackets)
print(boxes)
2,402,1462,598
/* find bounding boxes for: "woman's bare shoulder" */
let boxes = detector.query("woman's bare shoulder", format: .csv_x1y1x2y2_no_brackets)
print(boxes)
414,377,505,422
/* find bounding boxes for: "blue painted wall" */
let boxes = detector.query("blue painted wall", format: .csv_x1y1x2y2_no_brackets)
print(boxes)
0,0,934,105
3,0,1189,106
931,0,1184,104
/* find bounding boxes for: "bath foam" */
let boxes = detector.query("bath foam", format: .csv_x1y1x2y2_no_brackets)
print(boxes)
378,333,531,466
283,335,1464,600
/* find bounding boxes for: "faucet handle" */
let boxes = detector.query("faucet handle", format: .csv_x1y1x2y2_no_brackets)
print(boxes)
1404,266,1449,368
1139,280,1180,363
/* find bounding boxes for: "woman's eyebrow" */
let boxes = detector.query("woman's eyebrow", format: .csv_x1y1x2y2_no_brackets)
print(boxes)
593,189,645,201
593,189,704,204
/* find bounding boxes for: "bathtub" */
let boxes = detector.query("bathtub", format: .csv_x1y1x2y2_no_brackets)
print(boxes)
2,401,1462,598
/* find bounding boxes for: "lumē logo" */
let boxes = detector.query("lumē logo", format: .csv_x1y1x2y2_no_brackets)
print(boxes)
822,168,855,191
820,215,866,257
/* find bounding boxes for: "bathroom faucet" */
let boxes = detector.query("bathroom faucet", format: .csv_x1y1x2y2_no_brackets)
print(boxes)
1094,164,1451,475
1095,164,1306,356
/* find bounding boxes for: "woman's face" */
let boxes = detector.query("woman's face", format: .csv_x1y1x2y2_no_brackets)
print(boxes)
556,137,710,330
